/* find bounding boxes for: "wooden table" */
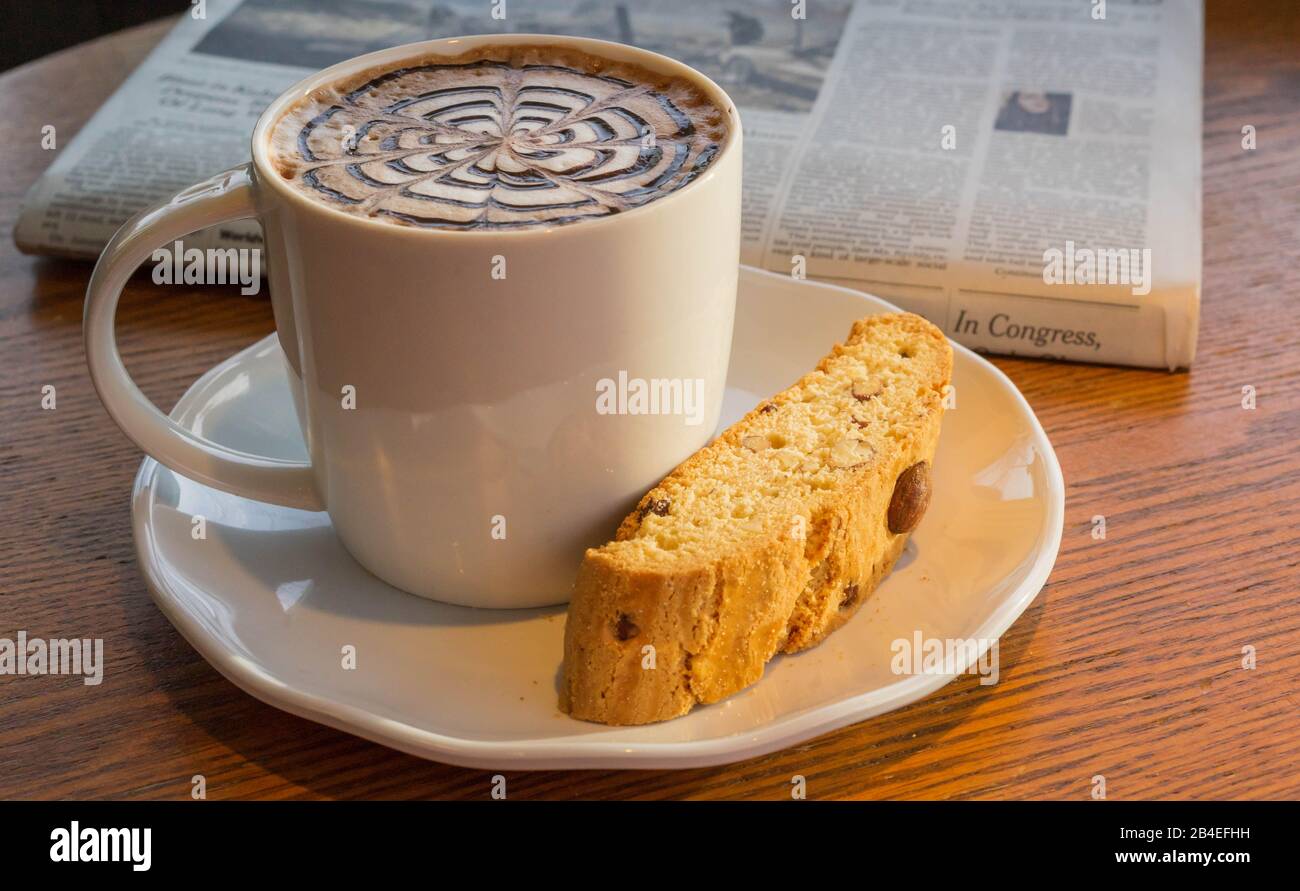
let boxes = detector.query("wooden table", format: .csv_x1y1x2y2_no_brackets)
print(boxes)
2,5,1297,801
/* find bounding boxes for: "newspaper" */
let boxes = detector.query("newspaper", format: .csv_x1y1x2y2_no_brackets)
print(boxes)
14,0,1203,369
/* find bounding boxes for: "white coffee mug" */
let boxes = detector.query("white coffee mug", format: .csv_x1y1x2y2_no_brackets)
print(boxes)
85,34,742,608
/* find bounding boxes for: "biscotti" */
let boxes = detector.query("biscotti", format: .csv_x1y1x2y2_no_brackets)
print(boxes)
560,312,953,725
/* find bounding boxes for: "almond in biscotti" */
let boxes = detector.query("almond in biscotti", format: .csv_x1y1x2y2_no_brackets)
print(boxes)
560,312,953,726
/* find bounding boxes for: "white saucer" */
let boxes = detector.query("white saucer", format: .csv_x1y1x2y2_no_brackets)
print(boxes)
132,266,1063,769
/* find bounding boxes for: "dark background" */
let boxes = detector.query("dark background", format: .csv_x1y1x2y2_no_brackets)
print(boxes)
0,0,187,72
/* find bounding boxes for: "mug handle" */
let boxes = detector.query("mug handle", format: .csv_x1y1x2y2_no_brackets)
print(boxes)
84,164,324,511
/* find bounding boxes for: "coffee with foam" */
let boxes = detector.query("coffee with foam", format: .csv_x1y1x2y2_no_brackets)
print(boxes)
269,44,731,230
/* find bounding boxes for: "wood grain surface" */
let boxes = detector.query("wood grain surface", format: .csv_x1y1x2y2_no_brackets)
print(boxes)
1,5,1297,800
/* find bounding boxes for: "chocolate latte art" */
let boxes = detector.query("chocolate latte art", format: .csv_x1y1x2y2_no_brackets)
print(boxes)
269,45,731,230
